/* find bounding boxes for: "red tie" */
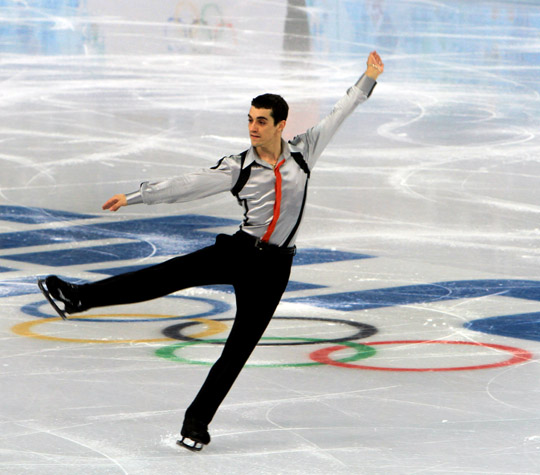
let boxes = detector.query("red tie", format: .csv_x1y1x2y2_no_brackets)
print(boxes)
261,158,286,243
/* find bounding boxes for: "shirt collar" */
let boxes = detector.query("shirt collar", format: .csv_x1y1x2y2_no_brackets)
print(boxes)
243,139,291,170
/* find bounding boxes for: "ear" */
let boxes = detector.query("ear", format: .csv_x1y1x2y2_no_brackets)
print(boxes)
277,120,286,132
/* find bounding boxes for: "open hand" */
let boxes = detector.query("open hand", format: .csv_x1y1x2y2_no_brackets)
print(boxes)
102,194,127,212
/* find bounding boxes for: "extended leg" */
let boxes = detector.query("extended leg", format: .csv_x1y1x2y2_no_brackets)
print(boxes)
39,235,235,315
80,245,227,309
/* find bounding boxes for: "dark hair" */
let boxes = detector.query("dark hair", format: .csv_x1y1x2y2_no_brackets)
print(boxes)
251,93,289,125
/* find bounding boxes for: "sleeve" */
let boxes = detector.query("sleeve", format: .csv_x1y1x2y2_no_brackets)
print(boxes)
126,156,239,206
289,73,376,169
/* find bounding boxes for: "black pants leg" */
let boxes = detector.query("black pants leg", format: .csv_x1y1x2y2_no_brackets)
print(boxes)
79,234,236,309
184,248,293,425
77,233,293,426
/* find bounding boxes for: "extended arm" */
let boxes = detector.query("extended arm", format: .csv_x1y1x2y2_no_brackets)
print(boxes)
102,157,237,212
290,50,384,168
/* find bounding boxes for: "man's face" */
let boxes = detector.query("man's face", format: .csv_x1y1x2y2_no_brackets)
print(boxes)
248,106,285,148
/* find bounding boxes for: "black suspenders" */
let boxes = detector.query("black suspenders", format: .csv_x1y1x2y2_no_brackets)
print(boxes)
230,149,310,247
283,152,310,247
230,150,251,197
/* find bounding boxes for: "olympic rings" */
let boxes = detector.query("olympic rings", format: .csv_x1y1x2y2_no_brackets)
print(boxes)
15,296,532,372
310,340,533,372
155,337,376,367
162,316,377,346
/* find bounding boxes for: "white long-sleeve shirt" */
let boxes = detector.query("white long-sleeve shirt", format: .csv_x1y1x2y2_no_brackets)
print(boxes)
127,74,376,247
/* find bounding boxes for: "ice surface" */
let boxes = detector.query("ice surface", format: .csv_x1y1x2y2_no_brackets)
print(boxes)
1,1,540,474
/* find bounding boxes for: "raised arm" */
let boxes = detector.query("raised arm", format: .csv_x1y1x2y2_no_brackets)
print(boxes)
291,50,384,168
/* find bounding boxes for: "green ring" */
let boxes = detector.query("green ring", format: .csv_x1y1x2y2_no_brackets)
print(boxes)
155,337,376,368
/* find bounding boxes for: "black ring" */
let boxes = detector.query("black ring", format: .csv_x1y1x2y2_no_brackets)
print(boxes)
162,316,377,346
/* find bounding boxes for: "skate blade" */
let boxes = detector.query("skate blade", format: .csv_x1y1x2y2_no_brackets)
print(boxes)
37,279,67,320
177,437,204,452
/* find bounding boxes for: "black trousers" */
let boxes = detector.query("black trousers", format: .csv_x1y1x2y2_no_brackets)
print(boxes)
79,232,294,425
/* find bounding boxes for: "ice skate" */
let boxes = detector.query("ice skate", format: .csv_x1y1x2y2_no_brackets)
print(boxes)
37,276,86,319
177,419,211,452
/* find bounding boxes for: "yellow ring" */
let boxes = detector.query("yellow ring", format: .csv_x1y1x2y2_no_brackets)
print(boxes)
11,315,229,344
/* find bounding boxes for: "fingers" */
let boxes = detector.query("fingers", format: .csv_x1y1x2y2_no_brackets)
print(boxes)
102,197,117,211
102,199,113,210
368,50,381,62
368,50,384,70
102,194,126,212
366,50,384,79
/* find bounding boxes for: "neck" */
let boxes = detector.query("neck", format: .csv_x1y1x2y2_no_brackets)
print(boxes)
255,140,282,166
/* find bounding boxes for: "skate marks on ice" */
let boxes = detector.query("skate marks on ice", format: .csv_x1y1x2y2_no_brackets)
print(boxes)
2,0,540,473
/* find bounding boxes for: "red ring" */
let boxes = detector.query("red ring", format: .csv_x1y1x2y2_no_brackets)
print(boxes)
309,340,533,372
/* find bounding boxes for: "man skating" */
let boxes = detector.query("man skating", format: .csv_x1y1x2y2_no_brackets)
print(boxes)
38,51,384,451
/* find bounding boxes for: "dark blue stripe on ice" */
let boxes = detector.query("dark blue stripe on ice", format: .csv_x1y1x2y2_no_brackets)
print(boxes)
285,280,540,310
0,205,94,224
465,313,540,342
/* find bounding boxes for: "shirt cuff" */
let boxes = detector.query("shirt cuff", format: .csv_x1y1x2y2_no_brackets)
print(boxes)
355,73,377,98
125,189,143,205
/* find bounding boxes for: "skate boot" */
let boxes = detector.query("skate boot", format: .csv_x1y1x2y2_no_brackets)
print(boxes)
177,418,211,452
37,275,86,320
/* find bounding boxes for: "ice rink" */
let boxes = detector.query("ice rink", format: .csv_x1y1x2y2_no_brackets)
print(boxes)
1,0,540,473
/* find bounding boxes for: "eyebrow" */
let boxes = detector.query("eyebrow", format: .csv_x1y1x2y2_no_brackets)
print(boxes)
248,114,269,121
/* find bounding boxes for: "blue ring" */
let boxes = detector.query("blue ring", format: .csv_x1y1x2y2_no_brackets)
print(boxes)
21,293,231,322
